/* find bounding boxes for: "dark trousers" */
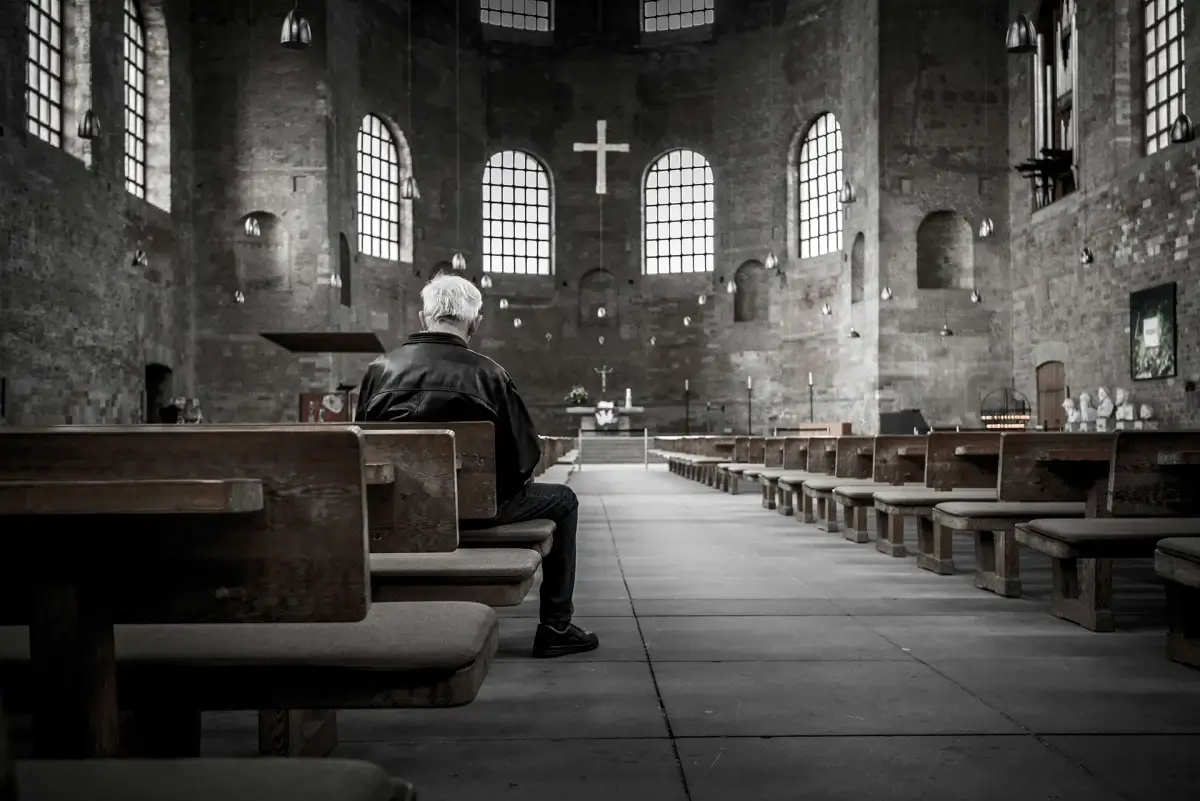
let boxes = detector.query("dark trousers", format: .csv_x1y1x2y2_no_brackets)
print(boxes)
465,482,578,624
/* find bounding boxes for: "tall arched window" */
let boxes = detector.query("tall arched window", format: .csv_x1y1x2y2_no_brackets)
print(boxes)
642,0,713,32
26,0,64,147
1145,0,1186,155
357,115,411,262
643,149,715,275
123,0,147,198
482,150,553,275
481,0,553,31
798,113,843,259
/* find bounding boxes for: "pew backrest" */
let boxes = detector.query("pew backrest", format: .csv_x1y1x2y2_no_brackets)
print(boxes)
734,437,749,462
782,437,811,470
872,435,927,485
806,437,836,474
361,429,459,553
1108,430,1200,516
834,436,875,478
924,432,1002,490
747,437,766,463
763,438,785,468
997,432,1115,505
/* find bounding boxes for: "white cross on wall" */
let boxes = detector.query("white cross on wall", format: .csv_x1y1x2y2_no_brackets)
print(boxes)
573,120,630,195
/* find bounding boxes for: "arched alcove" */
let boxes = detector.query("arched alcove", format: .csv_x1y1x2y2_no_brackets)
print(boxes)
916,211,974,290
850,232,865,304
144,363,172,423
338,232,352,307
733,260,768,323
235,212,290,291
579,268,618,329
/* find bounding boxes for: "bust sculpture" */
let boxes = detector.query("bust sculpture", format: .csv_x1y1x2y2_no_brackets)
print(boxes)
1136,403,1157,430
1061,397,1079,431
1095,388,1114,431
1078,392,1096,429
1115,388,1135,427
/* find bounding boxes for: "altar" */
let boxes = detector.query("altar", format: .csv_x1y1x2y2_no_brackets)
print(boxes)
567,404,645,434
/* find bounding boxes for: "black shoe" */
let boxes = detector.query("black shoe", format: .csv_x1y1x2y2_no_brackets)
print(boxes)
532,622,600,659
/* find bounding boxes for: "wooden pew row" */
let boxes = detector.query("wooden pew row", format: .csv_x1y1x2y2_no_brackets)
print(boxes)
0,426,499,762
778,436,837,522
761,437,813,514
832,435,927,542
1009,430,1200,633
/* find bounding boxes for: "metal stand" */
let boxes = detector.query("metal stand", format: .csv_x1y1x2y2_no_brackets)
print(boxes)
809,384,814,422
684,387,691,434
643,428,649,470
747,388,753,434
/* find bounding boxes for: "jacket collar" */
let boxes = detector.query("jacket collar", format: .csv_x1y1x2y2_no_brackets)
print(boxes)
404,331,469,348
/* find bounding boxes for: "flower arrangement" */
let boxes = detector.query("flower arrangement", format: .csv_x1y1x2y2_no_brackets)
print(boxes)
565,386,590,406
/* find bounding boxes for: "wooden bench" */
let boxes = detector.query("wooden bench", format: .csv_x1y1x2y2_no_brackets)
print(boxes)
924,432,1105,596
717,437,766,495
748,437,785,509
1015,430,1200,632
834,435,928,544
805,436,876,533
0,426,499,760
778,437,837,524
1156,537,1200,668
872,432,1000,559
759,437,812,515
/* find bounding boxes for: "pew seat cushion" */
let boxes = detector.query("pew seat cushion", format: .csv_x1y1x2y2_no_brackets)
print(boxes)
1156,537,1200,589
758,469,788,480
804,477,877,494
16,759,406,801
1016,518,1200,560
0,602,499,709
371,549,541,582
777,472,817,486
727,464,765,475
932,501,1085,529
742,466,766,479
874,489,996,515
834,484,906,502
459,519,556,556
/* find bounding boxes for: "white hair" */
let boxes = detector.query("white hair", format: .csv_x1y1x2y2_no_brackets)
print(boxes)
421,274,482,323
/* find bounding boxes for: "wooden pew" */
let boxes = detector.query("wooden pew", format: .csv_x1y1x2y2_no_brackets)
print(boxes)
0,426,499,760
720,437,767,495
832,435,928,544
872,432,1000,560
1156,537,1200,668
778,436,837,524
758,437,810,514
924,432,1094,596
1015,430,1200,632
747,437,785,509
803,436,877,533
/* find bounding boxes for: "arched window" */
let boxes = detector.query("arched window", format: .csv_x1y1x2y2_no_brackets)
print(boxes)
1145,0,1185,155
482,150,553,275
643,149,714,275
1032,0,1077,205
123,0,147,198
481,0,553,31
357,115,412,262
642,0,713,32
26,0,64,147
798,113,843,259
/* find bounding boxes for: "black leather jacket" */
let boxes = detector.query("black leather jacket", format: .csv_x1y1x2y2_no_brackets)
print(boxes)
354,332,541,506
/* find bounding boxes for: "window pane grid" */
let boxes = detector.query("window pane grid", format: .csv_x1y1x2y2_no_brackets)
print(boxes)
643,149,715,275
1144,0,1185,155
480,0,552,32
642,0,714,32
26,0,63,147
798,113,844,260
482,150,553,276
356,115,402,262
123,0,147,198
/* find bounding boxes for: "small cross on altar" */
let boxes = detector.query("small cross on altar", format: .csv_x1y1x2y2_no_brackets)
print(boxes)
573,120,630,195
594,365,614,395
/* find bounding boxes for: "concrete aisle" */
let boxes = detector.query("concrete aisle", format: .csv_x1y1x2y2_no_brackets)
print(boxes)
206,465,1200,800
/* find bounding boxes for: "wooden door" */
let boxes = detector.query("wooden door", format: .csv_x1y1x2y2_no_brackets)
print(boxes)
1036,361,1066,431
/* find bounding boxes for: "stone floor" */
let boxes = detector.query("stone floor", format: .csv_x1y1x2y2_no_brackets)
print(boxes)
204,465,1200,800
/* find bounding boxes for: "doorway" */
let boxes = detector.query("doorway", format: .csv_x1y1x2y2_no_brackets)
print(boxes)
145,364,174,423
1036,361,1066,430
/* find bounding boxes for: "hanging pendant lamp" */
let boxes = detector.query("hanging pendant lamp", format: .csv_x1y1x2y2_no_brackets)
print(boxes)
764,251,779,271
1079,247,1095,265
970,289,982,304
726,280,737,294
1005,14,1037,54
880,287,894,301
1170,113,1196,145
979,218,994,238
77,109,100,139
400,175,421,200
940,323,955,337
480,275,493,289
838,181,857,204
451,252,467,271
281,4,312,50
244,216,261,237
847,327,861,339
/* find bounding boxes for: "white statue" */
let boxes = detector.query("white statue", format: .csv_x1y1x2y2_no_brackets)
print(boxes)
1078,392,1096,430
1062,397,1079,431
1095,388,1113,431
1136,403,1157,430
1115,388,1135,428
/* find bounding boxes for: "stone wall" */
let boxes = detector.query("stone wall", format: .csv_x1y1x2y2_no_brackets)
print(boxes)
1008,0,1200,427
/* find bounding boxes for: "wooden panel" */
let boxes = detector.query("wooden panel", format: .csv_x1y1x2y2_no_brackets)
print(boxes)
1109,431,1200,516
747,437,766,463
0,479,263,515
357,422,496,520
781,437,811,469
834,436,875,478
361,430,459,553
733,437,748,462
763,438,785,468
872,436,927,485
924,432,1001,490
0,426,371,625
997,432,1115,505
806,438,836,474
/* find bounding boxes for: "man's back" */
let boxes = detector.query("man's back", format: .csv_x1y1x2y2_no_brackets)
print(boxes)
356,331,541,505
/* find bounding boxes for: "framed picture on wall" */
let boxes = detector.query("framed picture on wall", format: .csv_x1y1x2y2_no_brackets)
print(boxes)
1129,282,1177,381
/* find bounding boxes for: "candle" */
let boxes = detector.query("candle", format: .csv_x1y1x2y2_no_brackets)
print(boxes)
625,388,632,408
747,376,753,390
808,372,813,386
685,379,689,392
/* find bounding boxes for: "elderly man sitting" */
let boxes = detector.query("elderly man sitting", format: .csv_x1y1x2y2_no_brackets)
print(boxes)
355,274,599,659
